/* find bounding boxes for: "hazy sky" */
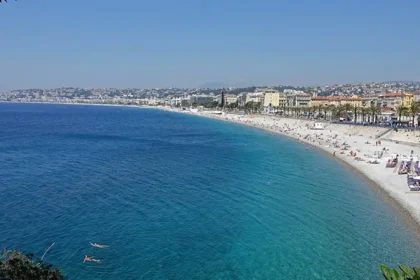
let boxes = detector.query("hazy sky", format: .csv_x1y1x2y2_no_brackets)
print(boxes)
0,0,419,91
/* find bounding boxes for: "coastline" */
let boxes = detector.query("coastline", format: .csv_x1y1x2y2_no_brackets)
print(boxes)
3,101,420,233
163,108,420,233
0,100,158,110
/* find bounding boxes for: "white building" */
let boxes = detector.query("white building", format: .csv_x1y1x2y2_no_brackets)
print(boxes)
237,92,251,107
190,95,214,104
284,89,306,95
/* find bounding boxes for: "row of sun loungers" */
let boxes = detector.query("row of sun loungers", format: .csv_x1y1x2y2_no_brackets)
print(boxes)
407,174,420,191
398,161,412,175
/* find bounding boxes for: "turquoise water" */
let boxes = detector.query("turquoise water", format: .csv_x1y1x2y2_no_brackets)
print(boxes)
0,103,419,279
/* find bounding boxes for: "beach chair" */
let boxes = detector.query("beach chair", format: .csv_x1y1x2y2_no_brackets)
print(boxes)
408,184,420,191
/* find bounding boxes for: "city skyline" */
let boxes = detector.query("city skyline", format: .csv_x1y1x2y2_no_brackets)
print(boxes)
1,0,419,91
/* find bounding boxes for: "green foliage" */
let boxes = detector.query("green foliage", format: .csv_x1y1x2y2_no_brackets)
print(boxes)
395,105,409,121
409,102,420,125
220,91,225,108
244,101,261,113
0,250,65,280
361,107,369,122
227,102,238,109
380,264,420,280
369,105,380,123
202,101,219,108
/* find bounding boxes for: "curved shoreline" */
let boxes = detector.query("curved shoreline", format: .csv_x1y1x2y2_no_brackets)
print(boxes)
166,109,420,234
4,102,420,234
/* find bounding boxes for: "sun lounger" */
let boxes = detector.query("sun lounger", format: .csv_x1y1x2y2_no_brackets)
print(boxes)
386,159,398,168
409,185,420,191
398,161,408,174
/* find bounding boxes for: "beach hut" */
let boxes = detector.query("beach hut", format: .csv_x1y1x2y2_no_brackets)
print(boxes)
311,122,324,130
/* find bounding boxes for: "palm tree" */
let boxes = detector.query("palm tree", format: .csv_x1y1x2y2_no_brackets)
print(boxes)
244,101,252,114
296,107,303,117
280,104,287,115
290,107,296,117
255,102,262,113
323,105,330,120
332,106,341,121
361,107,369,123
395,105,408,122
308,105,316,114
326,104,336,120
369,105,380,124
342,103,353,121
302,106,308,116
317,104,324,118
336,105,344,119
409,102,420,126
294,107,300,117
310,105,317,117
353,105,361,123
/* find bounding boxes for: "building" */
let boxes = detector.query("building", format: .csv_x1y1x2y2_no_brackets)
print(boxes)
237,92,251,107
170,97,182,106
310,96,362,107
190,95,214,104
263,91,280,108
224,94,237,105
310,97,330,107
413,91,420,103
286,93,311,107
362,92,413,109
401,92,413,107
262,89,286,109
284,89,306,95
361,95,379,108
339,96,363,107
181,97,191,107
249,92,264,103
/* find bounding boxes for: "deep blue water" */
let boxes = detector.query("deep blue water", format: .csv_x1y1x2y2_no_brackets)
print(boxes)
1,103,420,280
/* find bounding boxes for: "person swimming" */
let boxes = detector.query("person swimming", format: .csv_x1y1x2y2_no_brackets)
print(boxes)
90,242,109,249
83,255,101,263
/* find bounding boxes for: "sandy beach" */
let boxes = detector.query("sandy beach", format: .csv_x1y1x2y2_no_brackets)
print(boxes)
165,108,420,229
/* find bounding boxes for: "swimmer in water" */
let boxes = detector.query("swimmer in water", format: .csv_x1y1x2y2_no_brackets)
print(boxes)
83,255,101,263
90,242,109,249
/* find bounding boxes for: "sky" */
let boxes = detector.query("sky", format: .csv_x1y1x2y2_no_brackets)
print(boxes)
0,0,419,91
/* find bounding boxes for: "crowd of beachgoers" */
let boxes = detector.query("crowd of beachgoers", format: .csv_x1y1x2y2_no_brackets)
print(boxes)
163,108,420,227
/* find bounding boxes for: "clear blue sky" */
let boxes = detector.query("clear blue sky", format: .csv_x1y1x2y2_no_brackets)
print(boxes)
0,0,419,91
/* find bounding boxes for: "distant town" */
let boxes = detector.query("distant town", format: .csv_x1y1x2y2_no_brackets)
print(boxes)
1,82,420,122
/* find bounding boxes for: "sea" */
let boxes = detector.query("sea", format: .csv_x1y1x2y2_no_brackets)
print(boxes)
0,103,419,280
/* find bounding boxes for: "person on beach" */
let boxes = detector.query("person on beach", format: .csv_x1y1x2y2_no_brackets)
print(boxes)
83,255,101,263
90,242,109,248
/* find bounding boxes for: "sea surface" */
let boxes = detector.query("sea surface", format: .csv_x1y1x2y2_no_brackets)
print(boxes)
1,103,420,280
